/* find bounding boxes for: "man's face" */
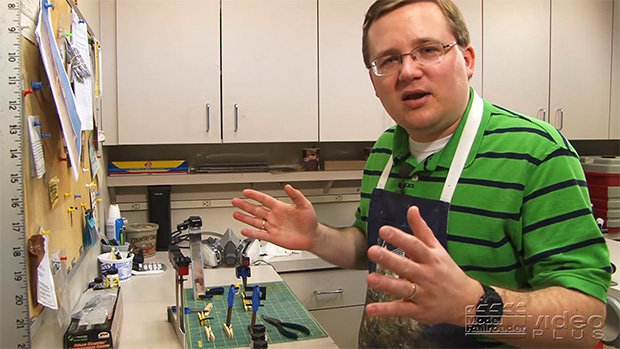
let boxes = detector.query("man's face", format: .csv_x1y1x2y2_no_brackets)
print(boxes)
367,2,475,142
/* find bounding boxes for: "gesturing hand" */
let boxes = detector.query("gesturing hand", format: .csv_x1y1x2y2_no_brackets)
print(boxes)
365,206,482,327
231,184,319,251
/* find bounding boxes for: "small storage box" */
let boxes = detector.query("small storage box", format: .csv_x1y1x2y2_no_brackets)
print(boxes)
108,160,188,175
581,156,620,234
64,287,123,349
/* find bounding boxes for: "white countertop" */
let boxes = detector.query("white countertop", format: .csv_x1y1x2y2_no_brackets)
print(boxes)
119,251,338,349
263,250,338,273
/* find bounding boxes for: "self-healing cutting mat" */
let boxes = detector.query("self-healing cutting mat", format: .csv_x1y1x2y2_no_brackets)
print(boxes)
184,281,327,349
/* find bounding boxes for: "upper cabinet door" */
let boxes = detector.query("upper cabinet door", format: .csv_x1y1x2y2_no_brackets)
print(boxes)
550,0,613,139
221,0,318,143
318,0,391,142
116,0,221,144
482,0,550,120
317,0,481,142
453,0,482,94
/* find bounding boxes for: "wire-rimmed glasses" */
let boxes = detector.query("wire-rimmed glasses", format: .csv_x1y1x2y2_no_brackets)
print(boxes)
370,42,458,76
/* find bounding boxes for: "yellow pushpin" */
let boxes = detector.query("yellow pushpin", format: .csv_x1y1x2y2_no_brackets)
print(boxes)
67,206,77,227
64,192,73,198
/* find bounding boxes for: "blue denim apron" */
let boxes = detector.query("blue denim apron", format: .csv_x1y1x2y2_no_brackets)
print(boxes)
359,93,484,348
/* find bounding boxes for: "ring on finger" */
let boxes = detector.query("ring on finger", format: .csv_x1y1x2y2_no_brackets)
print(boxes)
261,219,266,230
403,282,417,302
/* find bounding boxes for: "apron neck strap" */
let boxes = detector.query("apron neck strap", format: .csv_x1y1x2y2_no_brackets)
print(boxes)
440,91,484,202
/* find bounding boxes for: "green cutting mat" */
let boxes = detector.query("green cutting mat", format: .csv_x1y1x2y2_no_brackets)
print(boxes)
184,281,327,349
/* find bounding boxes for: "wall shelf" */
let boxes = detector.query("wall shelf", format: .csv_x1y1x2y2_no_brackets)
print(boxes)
107,170,362,187
106,170,363,200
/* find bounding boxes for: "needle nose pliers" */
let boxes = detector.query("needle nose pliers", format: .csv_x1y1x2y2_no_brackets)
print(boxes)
261,315,310,339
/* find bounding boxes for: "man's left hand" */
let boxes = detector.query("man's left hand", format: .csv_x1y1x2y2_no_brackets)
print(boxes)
365,206,483,326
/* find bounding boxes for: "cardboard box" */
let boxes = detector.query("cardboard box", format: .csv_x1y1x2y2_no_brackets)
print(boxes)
64,288,123,349
108,160,188,175
323,160,366,171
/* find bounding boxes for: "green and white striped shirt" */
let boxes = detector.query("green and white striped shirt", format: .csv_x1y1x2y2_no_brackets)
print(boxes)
354,89,611,303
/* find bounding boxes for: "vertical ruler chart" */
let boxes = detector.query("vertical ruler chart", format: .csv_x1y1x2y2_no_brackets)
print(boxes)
0,0,31,348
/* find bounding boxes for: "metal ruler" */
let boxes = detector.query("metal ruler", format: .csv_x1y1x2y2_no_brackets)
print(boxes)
0,0,31,347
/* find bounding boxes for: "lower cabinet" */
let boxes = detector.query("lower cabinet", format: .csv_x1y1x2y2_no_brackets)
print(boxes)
311,306,365,349
280,268,367,348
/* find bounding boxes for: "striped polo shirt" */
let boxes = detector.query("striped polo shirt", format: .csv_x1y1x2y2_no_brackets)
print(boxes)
353,89,611,303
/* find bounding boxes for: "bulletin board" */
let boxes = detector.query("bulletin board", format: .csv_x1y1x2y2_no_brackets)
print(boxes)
20,0,103,320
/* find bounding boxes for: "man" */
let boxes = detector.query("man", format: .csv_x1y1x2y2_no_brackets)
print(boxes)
232,0,611,347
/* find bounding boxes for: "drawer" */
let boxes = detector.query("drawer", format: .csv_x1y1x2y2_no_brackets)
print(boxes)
281,269,367,310
312,305,364,349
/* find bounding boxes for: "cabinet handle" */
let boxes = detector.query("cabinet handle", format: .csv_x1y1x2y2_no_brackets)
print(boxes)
314,288,343,295
234,104,239,132
537,108,546,122
206,103,210,132
555,108,564,130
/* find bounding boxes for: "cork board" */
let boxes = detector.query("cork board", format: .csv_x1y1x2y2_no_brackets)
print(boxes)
21,0,101,319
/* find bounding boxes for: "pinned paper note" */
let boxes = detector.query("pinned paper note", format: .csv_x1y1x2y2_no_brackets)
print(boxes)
37,233,58,309
28,115,46,178
49,176,59,208
70,12,93,130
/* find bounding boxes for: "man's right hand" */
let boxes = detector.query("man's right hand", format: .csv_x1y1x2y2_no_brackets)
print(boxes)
231,184,319,251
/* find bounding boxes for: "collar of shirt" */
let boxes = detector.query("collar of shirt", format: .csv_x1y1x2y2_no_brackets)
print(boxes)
391,87,490,172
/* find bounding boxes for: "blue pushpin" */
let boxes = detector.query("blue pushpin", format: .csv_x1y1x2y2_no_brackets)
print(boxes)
31,81,43,91
33,121,42,127
41,133,51,138
43,1,55,9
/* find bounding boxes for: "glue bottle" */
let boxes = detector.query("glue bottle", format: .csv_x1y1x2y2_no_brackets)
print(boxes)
106,267,120,288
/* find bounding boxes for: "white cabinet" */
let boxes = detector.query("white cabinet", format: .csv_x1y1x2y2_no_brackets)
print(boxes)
482,0,550,121
317,0,481,142
318,0,391,142
221,0,317,143
453,0,482,94
116,0,221,144
550,0,613,139
483,0,613,140
281,268,367,349
115,0,317,145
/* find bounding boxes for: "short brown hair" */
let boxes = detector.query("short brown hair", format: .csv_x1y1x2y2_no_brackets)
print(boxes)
362,0,471,68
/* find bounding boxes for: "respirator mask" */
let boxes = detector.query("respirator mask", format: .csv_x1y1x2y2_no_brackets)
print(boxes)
201,228,260,268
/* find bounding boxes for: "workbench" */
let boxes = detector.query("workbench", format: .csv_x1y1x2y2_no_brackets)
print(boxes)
118,252,339,348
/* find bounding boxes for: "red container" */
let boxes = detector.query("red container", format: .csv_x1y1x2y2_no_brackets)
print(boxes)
581,156,620,233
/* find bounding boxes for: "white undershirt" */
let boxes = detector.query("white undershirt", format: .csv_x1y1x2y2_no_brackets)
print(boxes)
408,134,453,162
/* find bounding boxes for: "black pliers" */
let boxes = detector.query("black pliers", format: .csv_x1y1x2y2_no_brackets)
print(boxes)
261,315,310,339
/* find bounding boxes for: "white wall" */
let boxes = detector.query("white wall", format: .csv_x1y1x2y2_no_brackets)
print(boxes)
75,0,100,37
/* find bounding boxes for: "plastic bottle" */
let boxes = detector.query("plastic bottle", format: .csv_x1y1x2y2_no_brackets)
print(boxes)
106,267,120,288
105,204,122,242
93,276,105,290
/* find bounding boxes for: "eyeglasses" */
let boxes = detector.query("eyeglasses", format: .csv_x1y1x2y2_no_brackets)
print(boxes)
370,42,458,77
